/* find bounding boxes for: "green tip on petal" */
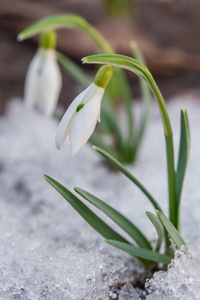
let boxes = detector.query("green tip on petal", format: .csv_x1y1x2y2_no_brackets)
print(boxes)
94,65,113,89
39,30,57,49
76,103,84,112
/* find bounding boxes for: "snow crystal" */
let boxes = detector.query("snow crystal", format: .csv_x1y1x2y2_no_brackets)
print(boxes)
146,246,200,300
0,96,200,299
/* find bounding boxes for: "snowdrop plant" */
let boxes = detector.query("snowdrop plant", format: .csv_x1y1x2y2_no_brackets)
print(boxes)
18,14,151,164
24,30,62,117
44,54,190,270
18,14,190,269
56,65,113,156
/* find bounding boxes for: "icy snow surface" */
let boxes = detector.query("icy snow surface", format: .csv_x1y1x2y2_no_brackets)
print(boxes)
0,97,200,299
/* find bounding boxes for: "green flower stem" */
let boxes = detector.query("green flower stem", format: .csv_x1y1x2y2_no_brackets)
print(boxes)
148,76,176,227
146,73,176,227
146,74,172,136
17,14,113,53
83,54,177,228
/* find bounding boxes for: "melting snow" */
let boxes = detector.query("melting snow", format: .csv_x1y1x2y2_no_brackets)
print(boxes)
0,96,200,299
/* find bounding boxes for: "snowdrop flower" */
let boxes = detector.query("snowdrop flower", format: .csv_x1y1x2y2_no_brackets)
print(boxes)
56,65,113,156
24,31,62,117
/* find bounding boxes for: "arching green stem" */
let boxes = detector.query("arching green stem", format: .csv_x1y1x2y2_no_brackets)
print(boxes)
17,14,113,53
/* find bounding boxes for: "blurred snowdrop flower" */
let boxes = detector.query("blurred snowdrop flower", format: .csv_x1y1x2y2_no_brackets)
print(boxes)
24,31,62,117
56,65,113,156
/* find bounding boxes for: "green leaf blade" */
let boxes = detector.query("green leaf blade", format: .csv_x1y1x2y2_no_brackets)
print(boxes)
106,240,172,264
44,175,128,243
156,210,187,249
75,187,152,250
146,211,164,252
176,108,190,208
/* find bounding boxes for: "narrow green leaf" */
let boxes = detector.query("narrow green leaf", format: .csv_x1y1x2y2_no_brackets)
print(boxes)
93,146,162,212
156,210,187,249
106,240,172,264
176,108,190,209
44,175,128,243
146,211,164,252
75,188,152,249
165,134,177,229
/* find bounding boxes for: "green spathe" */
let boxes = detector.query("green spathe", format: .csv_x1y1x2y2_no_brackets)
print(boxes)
39,30,57,50
94,65,113,89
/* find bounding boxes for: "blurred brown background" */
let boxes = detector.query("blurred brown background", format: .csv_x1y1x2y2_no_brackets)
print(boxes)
1,0,200,114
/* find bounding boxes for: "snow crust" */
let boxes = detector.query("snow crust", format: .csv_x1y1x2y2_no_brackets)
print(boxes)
0,96,200,299
146,246,200,300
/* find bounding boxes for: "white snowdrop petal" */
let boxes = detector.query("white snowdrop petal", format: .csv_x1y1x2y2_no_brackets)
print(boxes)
24,49,42,109
69,90,103,156
40,50,62,117
81,83,97,105
82,84,104,123
55,84,93,150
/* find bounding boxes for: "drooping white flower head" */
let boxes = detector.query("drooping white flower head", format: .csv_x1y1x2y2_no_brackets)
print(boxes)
56,65,113,157
24,31,62,117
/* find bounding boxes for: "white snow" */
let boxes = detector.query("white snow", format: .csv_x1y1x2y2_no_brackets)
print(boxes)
146,246,200,300
0,96,200,299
